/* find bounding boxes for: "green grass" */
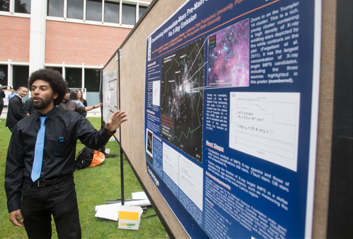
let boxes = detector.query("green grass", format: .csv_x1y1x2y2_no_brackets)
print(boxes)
0,118,166,239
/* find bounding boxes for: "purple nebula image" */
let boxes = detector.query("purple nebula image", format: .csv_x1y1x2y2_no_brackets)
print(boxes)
208,19,250,87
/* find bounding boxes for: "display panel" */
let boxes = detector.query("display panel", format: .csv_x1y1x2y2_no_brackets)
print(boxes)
144,0,321,238
102,70,118,123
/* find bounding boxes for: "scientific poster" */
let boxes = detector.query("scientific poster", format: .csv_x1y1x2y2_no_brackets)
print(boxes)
102,70,118,123
144,0,321,238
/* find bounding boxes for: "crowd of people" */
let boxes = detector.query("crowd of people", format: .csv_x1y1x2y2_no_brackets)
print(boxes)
3,85,101,132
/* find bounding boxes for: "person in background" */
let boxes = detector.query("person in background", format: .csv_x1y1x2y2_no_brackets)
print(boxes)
59,89,85,114
8,87,16,100
0,84,5,120
60,89,101,115
24,97,35,116
76,90,87,108
70,90,85,108
6,86,28,132
70,90,87,117
76,90,88,117
5,68,127,238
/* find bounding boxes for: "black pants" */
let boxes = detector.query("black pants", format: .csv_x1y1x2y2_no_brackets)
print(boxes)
21,177,81,239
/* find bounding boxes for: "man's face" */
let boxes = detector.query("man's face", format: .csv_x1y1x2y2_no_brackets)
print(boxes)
64,92,70,102
17,87,28,98
30,80,58,111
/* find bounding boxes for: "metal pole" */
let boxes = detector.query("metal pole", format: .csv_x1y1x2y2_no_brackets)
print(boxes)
118,49,124,206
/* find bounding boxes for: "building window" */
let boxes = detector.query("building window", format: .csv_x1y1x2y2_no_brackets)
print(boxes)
0,65,8,86
48,0,64,17
13,65,29,90
65,68,82,88
45,0,149,26
139,5,147,18
85,69,100,92
0,0,10,11
86,0,102,22
67,0,83,19
104,0,119,24
46,67,63,75
122,3,135,25
15,0,31,14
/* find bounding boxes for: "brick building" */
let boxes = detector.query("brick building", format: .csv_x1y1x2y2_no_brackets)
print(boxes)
0,0,151,105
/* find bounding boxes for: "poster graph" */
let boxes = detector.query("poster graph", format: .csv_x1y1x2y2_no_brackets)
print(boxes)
160,38,205,162
229,92,300,171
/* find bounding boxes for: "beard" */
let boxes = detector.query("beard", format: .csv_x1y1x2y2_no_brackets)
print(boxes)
33,97,53,110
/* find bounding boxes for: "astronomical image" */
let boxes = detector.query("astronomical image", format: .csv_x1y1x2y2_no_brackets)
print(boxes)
208,19,250,87
146,129,153,163
146,129,153,157
160,38,205,162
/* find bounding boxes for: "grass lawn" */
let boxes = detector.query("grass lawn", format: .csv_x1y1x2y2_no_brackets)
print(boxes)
0,118,166,239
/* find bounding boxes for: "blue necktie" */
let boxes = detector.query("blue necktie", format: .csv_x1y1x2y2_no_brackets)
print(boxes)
31,116,47,182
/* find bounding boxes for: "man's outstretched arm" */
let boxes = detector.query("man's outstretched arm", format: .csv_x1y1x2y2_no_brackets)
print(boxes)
77,110,127,149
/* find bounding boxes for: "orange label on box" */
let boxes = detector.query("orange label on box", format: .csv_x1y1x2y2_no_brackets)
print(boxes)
119,211,139,220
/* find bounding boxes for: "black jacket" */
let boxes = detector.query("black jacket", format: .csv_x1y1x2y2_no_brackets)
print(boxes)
0,89,5,105
5,107,114,212
6,95,25,127
24,98,36,115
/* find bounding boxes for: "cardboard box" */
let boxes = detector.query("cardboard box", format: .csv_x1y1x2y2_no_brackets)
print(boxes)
117,206,143,230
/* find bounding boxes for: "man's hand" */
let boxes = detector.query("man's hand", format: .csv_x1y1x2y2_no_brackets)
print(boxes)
105,110,128,133
9,209,24,227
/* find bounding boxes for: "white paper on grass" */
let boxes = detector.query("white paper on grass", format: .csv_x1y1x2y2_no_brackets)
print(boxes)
132,192,148,200
95,205,145,222
95,199,151,213
95,206,119,221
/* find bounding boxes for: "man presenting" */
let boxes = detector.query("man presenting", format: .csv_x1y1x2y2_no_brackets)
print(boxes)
6,86,28,132
5,69,127,238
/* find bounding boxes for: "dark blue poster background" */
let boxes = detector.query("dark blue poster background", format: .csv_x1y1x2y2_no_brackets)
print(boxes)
144,0,320,238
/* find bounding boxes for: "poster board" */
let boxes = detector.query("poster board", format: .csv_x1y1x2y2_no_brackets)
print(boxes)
102,62,119,124
144,0,321,238
117,0,336,238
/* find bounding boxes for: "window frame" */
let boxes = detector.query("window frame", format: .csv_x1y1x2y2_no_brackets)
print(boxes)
0,61,30,89
121,2,136,25
65,66,83,88
84,68,101,92
44,0,149,28
0,0,10,12
44,63,102,91
85,0,102,22
66,0,84,20
14,0,31,14
12,64,30,90
47,0,64,18
0,0,31,18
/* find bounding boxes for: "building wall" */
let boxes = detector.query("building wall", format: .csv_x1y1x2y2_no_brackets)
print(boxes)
45,21,130,66
0,16,30,62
